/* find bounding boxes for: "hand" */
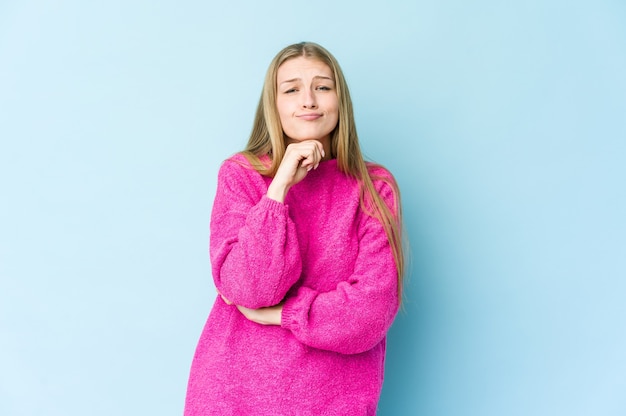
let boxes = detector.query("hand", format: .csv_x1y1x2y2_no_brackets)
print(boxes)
267,140,325,202
219,292,233,305
236,304,283,326
219,292,283,326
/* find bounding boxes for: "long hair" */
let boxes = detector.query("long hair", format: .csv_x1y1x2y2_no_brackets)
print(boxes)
242,42,405,300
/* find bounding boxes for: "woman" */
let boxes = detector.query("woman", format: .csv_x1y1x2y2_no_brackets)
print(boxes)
185,42,405,415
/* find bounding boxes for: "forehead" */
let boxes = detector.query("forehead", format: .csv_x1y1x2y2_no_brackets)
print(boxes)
276,57,333,81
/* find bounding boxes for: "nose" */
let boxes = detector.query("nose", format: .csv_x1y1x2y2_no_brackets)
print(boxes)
302,88,317,109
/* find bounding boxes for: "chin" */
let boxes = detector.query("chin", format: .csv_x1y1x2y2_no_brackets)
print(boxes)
289,132,332,142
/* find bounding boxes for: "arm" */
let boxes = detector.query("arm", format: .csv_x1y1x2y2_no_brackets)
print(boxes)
280,179,400,355
212,142,325,308
210,158,302,308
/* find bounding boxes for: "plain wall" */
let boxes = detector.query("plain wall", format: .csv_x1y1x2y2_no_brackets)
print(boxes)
1,1,624,415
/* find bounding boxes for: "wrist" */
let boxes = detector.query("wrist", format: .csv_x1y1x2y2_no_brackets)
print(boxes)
267,180,289,203
269,304,283,326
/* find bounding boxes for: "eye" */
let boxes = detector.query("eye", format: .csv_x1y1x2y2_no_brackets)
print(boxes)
284,88,298,94
316,86,331,91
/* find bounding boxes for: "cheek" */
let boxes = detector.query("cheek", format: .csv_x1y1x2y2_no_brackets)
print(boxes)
276,101,291,124
327,97,339,117
328,102,339,124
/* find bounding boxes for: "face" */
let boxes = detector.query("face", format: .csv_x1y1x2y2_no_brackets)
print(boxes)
275,57,339,148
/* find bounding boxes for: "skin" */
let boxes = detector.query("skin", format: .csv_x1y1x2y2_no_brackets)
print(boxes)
221,57,340,325
267,57,339,203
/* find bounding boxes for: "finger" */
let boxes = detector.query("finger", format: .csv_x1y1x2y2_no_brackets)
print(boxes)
301,143,323,170
299,155,316,171
287,146,313,169
314,144,323,169
220,294,233,305
312,147,322,170
313,140,325,158
236,305,254,321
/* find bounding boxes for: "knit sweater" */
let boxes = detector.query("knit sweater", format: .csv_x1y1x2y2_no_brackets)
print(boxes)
185,154,400,416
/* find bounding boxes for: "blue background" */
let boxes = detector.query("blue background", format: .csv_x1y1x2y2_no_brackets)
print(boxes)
1,1,625,415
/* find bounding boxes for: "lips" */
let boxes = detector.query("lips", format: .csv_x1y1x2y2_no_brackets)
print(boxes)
297,113,323,121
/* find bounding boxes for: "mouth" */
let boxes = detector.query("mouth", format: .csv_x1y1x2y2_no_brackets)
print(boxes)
297,113,323,121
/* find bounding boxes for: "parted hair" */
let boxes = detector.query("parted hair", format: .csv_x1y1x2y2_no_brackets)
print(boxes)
242,42,405,299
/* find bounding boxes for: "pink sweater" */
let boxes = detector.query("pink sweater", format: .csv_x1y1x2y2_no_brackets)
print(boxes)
185,154,399,415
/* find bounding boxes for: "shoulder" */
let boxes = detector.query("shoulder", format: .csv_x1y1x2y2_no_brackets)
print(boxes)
219,153,262,179
221,152,252,170
220,152,272,175
366,162,399,195
216,153,268,197
365,162,401,215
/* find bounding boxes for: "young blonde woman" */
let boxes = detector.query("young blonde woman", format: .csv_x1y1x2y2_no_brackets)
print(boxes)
185,42,405,416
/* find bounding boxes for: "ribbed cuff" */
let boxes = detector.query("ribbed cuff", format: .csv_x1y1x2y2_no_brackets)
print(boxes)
258,194,289,213
281,286,317,332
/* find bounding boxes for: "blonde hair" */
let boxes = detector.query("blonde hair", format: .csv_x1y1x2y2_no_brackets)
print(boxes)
242,42,405,300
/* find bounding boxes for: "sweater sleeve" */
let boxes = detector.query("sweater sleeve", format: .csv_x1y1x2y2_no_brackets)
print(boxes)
210,157,302,309
280,175,400,355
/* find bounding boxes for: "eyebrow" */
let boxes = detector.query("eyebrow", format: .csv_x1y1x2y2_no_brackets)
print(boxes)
279,75,335,85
